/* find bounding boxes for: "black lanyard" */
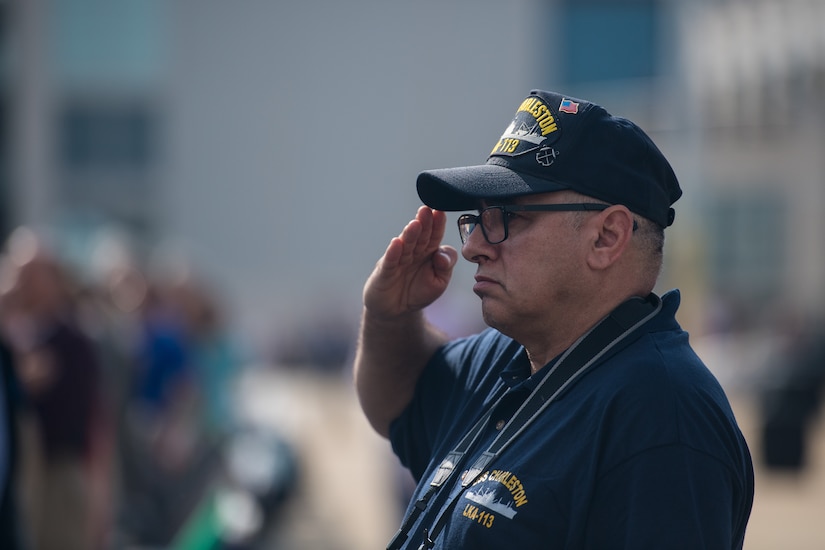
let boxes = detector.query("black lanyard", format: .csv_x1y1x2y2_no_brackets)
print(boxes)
387,294,662,550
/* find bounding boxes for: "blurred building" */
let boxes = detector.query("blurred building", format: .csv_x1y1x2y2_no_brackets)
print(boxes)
2,0,824,349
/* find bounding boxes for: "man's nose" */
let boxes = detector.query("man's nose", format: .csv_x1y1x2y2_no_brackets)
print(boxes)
461,226,494,263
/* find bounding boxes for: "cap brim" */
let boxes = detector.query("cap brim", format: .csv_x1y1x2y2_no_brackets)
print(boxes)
416,164,568,211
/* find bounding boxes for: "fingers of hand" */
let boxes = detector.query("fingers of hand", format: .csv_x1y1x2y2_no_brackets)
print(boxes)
371,214,425,282
415,207,449,254
394,212,431,265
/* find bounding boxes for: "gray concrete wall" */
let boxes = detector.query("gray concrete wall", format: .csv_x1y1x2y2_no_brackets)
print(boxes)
164,1,544,350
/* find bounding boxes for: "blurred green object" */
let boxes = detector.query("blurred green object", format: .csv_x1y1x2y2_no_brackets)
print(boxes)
169,491,222,550
170,484,267,550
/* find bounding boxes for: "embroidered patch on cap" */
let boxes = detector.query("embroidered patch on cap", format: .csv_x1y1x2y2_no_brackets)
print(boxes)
489,96,562,158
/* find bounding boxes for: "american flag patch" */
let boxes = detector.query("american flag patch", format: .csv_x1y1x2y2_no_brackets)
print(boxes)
559,99,579,114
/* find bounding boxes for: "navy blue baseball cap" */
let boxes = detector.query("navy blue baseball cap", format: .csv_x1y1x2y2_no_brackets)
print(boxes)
416,90,682,228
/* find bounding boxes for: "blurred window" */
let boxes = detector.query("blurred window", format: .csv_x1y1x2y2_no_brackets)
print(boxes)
559,0,661,84
55,100,160,238
59,102,157,172
707,191,786,298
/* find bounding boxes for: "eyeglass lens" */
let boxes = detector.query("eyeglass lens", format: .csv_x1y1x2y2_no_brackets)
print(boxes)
458,207,507,245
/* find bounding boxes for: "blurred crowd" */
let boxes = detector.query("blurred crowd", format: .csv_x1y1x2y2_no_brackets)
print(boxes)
0,225,244,550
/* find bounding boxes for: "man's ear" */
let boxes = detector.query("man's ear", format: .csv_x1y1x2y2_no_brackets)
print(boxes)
587,206,635,270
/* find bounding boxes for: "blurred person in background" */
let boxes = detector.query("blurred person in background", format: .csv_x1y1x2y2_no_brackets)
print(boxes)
77,235,155,546
117,268,242,546
130,278,196,472
0,227,109,550
355,90,754,549
170,274,241,439
113,274,200,545
760,310,825,472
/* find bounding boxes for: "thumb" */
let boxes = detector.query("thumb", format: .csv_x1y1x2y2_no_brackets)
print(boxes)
432,245,458,275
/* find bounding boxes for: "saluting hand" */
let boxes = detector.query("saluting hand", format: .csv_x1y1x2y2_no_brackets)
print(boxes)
364,206,458,319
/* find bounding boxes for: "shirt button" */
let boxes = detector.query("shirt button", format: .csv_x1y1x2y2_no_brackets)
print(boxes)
495,419,506,430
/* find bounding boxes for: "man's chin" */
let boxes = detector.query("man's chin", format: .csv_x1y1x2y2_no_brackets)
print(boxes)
481,305,512,336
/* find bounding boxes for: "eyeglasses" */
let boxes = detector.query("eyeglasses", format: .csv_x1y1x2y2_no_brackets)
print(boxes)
457,203,609,245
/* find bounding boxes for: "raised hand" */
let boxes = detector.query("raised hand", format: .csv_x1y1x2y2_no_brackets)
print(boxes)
363,206,458,319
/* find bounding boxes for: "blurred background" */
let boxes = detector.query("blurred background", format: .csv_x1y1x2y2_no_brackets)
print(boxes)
0,0,824,548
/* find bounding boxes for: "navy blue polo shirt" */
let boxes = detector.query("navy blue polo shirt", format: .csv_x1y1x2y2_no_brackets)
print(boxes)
390,290,754,549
